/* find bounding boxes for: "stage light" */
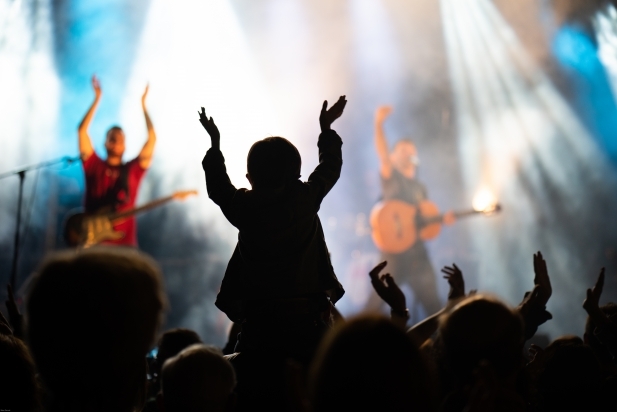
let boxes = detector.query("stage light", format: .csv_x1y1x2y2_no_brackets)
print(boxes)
472,188,497,213
120,0,280,187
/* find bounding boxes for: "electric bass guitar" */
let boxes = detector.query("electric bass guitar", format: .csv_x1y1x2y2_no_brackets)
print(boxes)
64,190,198,248
370,199,501,254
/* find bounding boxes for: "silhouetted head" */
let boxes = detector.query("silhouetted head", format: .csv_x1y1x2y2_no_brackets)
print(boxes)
0,334,41,412
155,328,203,375
538,337,604,412
390,139,418,176
439,295,524,385
26,248,167,411
161,344,236,412
309,315,434,412
246,136,301,190
105,126,126,159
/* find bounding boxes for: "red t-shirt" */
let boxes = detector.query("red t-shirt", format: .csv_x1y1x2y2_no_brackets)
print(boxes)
83,153,147,246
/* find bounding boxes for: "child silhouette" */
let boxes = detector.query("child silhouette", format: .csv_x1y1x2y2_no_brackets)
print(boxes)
200,96,347,360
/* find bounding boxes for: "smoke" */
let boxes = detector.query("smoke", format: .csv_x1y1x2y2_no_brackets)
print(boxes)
0,0,60,284
441,0,617,337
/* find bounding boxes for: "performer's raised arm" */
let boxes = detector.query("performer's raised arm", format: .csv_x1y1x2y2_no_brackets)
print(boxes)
374,105,393,179
77,75,100,162
138,85,156,169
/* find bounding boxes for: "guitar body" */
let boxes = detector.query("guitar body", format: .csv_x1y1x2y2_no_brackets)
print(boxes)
64,212,125,248
370,200,443,254
63,190,198,248
370,198,500,254
417,201,442,241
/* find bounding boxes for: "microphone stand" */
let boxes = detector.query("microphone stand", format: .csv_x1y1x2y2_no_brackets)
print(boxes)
0,156,81,289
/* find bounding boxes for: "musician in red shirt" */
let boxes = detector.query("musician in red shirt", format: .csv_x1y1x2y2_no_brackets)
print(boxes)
77,76,156,246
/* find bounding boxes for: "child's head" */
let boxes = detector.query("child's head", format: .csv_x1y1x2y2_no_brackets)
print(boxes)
247,137,301,189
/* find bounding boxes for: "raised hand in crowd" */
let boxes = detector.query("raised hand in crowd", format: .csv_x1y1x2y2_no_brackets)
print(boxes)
517,251,553,340
368,261,406,313
406,263,469,345
369,261,408,328
442,263,465,300
319,95,347,132
368,260,474,345
198,107,220,150
533,250,552,306
583,268,607,327
582,268,617,359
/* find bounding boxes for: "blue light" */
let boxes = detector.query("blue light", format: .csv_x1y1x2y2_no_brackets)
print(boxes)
53,0,152,156
552,24,617,160
552,24,600,77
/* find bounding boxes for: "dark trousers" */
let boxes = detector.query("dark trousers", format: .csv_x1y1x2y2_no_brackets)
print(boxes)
231,313,330,412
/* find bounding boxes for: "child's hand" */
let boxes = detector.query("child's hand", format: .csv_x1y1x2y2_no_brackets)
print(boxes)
198,107,220,149
319,96,347,132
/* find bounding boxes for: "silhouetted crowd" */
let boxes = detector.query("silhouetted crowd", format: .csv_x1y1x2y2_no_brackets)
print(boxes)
2,98,617,411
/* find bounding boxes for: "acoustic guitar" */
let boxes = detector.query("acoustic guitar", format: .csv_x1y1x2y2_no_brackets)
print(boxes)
64,190,198,248
370,199,501,254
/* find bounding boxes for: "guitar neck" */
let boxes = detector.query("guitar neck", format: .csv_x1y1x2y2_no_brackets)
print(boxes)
110,195,175,222
454,209,483,219
422,209,481,226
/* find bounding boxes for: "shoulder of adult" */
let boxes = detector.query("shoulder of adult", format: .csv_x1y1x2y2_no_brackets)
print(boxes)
82,150,102,170
128,155,149,172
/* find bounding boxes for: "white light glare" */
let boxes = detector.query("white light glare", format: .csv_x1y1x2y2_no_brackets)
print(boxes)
472,188,497,212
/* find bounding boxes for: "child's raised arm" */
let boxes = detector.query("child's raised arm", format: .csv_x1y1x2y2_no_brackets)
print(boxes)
199,107,238,223
307,96,347,206
198,107,220,150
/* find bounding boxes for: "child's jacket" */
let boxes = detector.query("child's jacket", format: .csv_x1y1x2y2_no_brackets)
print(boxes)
203,130,346,321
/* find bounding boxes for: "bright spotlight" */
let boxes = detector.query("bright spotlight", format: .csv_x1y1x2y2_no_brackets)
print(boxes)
472,188,497,213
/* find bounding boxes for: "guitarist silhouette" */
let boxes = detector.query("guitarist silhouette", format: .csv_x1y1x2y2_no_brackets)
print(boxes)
368,106,455,318
76,75,156,246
